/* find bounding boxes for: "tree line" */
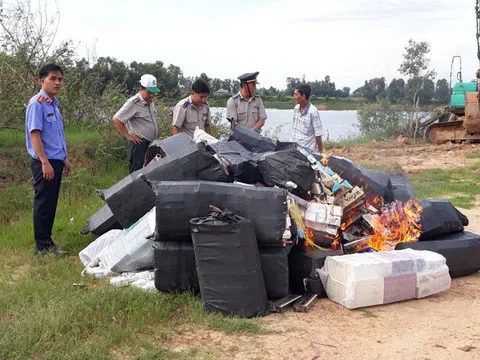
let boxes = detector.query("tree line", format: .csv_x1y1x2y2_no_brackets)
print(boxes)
352,76,450,105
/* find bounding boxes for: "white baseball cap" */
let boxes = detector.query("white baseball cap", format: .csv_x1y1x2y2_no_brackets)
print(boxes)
140,74,160,93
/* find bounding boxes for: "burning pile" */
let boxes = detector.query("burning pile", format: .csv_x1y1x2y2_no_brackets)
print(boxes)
288,150,424,254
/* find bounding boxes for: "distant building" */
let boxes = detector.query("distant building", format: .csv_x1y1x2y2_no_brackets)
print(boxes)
214,88,230,95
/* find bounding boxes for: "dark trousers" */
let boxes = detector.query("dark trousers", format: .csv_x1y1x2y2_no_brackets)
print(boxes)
31,158,64,250
127,140,151,173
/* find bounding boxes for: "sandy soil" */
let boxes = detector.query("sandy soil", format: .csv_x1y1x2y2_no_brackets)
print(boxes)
331,140,480,175
167,141,480,360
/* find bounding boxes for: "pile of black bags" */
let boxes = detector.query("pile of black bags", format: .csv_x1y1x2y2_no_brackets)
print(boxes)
81,125,480,317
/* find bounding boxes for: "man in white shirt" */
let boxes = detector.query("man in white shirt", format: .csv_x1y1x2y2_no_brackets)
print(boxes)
291,83,323,152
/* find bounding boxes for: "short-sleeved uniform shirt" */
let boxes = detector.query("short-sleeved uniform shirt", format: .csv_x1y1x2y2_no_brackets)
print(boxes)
25,89,67,161
113,93,158,141
172,96,211,138
290,102,323,152
226,93,267,131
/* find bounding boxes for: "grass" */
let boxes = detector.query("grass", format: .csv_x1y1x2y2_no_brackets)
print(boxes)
408,162,480,208
466,153,480,159
0,127,270,360
355,157,480,208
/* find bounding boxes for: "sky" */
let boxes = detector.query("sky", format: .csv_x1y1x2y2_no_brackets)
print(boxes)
23,0,480,90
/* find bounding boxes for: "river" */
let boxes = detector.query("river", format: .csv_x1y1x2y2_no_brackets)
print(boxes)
210,107,360,142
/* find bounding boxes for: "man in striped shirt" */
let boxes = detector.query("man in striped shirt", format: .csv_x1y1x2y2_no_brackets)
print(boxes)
290,83,323,153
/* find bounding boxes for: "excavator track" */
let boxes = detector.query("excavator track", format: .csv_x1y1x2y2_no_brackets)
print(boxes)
425,120,480,144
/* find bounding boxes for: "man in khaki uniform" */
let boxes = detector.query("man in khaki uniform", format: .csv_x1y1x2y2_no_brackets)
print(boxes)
172,78,211,138
226,71,267,132
113,74,160,173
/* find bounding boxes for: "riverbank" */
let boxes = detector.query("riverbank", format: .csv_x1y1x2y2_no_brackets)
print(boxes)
167,96,444,111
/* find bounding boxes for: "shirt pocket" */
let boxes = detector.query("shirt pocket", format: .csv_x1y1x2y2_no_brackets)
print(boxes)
251,106,259,121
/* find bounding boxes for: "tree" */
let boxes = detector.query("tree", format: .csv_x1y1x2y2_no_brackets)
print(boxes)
398,39,436,138
286,77,301,95
386,78,405,104
0,0,66,128
435,78,450,104
354,78,386,102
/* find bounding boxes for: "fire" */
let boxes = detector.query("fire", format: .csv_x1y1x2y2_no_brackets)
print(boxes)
365,200,423,251
321,153,328,167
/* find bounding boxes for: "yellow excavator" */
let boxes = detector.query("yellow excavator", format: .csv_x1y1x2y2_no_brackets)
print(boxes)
425,1,480,144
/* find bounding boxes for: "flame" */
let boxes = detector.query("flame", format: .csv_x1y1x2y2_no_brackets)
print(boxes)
321,153,328,167
365,200,423,251
289,203,325,251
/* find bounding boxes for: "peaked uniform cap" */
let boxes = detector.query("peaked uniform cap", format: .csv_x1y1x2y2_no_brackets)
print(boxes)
237,71,260,84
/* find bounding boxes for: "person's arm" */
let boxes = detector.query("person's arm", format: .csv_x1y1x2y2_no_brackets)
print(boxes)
312,109,324,153
113,118,142,144
251,98,267,131
30,130,54,181
63,158,73,176
172,103,186,135
251,119,265,132
204,124,211,134
226,98,237,128
204,108,212,134
315,136,324,153
113,100,142,144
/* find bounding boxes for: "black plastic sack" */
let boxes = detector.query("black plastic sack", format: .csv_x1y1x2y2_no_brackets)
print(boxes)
259,245,292,299
190,211,269,318
228,125,275,153
154,240,199,292
208,141,263,184
289,247,342,294
80,204,122,236
395,231,480,278
455,208,469,227
275,141,298,152
258,150,316,193
98,143,230,228
150,181,287,246
146,133,194,163
328,155,394,202
389,174,415,201
419,199,465,240
305,277,328,298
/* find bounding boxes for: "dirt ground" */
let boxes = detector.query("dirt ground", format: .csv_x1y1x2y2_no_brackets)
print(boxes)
169,141,480,360
332,139,480,175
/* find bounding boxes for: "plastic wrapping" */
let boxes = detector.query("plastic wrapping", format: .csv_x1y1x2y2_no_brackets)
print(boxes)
389,174,415,201
319,249,451,309
395,231,480,278
258,150,316,194
97,208,156,273
190,211,269,318
81,204,122,236
79,229,123,267
208,141,263,184
419,199,465,240
275,141,298,152
154,240,199,292
288,247,343,294
259,245,292,299
150,181,287,246
98,143,229,228
146,133,194,163
328,155,394,202
228,125,275,153
193,127,219,145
